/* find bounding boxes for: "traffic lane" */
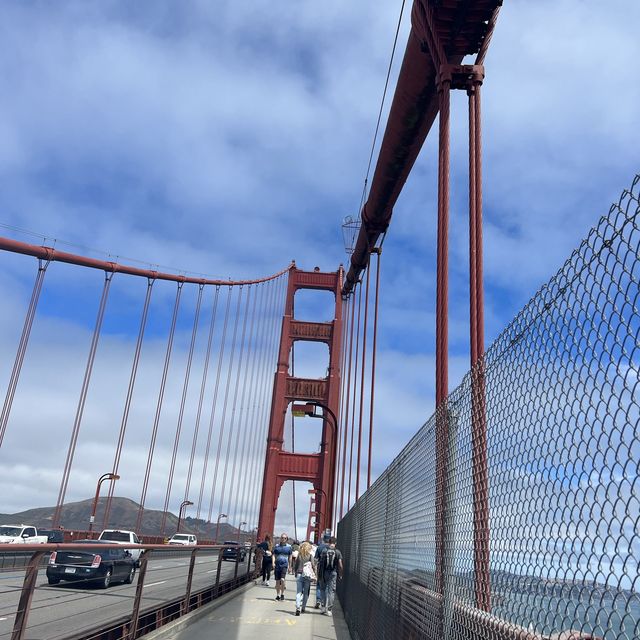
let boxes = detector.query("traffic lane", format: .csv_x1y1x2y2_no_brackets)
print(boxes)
0,555,250,640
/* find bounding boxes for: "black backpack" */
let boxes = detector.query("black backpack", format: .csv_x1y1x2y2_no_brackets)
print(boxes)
323,547,337,571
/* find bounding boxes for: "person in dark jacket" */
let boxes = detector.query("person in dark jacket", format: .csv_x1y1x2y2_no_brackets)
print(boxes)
256,534,273,586
313,533,331,608
318,537,343,616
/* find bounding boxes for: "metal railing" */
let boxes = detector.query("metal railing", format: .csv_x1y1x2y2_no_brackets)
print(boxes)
338,175,640,640
1,541,256,640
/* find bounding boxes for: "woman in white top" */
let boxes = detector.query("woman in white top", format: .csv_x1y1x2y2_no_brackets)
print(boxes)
293,541,315,615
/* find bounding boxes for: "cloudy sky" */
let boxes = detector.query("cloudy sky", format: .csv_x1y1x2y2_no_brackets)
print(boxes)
0,0,638,537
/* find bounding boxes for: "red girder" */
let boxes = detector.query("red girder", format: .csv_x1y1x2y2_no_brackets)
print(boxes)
343,0,501,294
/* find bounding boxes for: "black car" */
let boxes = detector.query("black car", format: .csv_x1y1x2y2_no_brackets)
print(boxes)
39,529,65,543
222,541,246,561
46,540,136,588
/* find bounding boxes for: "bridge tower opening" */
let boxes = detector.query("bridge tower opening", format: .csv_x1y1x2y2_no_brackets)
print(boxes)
257,265,343,541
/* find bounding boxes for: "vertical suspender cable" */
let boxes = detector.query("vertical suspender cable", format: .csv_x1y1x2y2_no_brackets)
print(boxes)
221,285,254,519
333,295,351,524
435,73,451,598
160,283,205,535
347,282,363,511
367,250,382,490
339,291,357,519
0,258,50,449
53,270,114,528
245,278,280,528
184,286,220,504
136,281,184,533
290,295,297,540
103,277,155,529
208,286,243,526
248,275,285,527
196,286,232,521
355,261,371,500
232,283,267,525
469,77,490,612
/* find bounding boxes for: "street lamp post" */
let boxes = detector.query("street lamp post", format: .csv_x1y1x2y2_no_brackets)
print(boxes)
215,513,228,544
292,402,338,534
237,521,247,543
176,500,194,534
89,473,120,533
307,488,328,543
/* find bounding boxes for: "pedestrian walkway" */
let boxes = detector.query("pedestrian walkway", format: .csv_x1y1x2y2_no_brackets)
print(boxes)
147,574,351,640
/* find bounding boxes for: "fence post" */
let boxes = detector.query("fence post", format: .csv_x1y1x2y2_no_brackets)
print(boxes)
234,548,240,580
183,548,198,614
129,550,152,640
246,547,253,579
11,550,45,640
214,548,224,596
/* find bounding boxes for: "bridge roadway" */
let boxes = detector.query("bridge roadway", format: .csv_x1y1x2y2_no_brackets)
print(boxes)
0,548,241,640
146,574,351,640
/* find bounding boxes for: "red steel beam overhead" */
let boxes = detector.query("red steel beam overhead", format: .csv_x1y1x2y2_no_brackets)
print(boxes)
343,0,501,295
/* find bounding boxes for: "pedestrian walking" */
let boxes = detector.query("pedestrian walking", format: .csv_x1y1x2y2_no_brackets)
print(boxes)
272,533,293,601
313,532,331,608
318,537,343,616
293,541,315,615
256,533,273,586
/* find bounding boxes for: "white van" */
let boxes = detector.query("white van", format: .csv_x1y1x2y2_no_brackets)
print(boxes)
168,533,197,546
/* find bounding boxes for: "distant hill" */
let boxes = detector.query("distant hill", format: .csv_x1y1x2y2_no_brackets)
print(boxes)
0,496,247,541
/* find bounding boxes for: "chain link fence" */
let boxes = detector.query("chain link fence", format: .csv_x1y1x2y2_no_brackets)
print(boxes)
338,175,640,640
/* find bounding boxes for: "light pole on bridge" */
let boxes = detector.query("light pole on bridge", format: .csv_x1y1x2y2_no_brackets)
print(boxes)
176,500,193,534
292,401,338,535
236,521,247,543
89,473,120,533
214,513,228,544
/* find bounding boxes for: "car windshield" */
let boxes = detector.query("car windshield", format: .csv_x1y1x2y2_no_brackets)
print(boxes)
223,541,237,546
0,526,23,536
172,535,189,540
99,531,130,542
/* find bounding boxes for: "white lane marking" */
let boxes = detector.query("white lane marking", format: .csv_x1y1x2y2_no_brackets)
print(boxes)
153,565,164,569
206,570,217,574
0,617,8,621
144,581,167,588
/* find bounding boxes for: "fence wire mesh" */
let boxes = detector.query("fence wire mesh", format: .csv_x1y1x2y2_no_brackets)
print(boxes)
338,175,640,640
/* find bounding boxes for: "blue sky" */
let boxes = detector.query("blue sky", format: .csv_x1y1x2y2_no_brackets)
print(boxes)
0,0,638,536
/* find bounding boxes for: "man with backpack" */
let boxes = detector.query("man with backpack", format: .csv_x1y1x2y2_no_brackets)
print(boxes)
318,537,343,616
313,532,331,609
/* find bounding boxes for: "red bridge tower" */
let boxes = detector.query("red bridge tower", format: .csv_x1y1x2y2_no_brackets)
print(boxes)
258,265,343,540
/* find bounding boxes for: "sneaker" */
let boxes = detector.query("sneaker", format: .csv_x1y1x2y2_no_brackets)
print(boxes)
315,602,321,609
275,595,280,601
321,606,327,614
301,607,306,613
295,609,300,616
327,610,333,617
265,581,270,587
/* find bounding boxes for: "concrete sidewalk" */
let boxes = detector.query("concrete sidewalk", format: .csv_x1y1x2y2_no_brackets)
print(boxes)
144,574,351,640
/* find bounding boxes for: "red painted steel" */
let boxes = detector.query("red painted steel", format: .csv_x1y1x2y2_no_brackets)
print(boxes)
367,249,382,490
343,0,500,295
0,260,49,449
53,272,114,529
355,262,371,500
0,235,293,285
257,266,343,538
160,283,205,535
340,295,356,519
103,278,155,529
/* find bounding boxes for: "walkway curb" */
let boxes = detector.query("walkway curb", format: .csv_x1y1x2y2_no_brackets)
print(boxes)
140,580,257,639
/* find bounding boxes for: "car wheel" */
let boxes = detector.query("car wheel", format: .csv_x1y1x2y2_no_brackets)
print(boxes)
47,577,60,585
99,569,112,589
124,566,136,584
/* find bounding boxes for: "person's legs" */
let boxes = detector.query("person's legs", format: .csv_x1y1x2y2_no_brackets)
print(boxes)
301,576,311,611
295,575,304,612
274,566,286,599
324,571,337,613
315,576,325,607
